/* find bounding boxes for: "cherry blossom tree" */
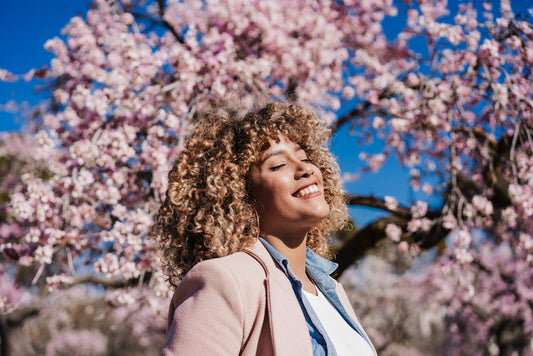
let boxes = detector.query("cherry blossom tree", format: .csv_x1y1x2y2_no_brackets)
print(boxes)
1,0,533,353
423,242,533,355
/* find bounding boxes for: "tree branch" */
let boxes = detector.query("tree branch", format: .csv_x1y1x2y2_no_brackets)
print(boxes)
0,273,148,328
0,318,7,356
330,100,372,134
2,302,42,327
69,275,135,288
131,11,184,44
452,126,498,150
339,193,450,275
286,77,298,102
415,218,450,249
333,215,408,277
130,0,184,44
346,194,411,219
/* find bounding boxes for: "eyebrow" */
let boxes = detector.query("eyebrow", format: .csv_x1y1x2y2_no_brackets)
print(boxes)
260,145,303,165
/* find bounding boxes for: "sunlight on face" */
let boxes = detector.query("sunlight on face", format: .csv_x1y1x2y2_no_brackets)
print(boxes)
250,136,330,237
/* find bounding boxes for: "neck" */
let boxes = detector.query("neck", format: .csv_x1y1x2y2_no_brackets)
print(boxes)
261,230,308,280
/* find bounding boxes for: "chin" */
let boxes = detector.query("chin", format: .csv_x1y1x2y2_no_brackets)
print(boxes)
316,201,331,217
308,205,330,223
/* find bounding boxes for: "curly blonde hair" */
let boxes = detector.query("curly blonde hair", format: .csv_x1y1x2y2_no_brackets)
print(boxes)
152,101,348,287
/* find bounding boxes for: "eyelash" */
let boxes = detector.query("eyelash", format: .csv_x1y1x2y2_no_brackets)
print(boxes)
270,164,285,171
269,159,312,171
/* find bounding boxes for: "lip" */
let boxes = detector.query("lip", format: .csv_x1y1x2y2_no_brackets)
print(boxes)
292,181,321,197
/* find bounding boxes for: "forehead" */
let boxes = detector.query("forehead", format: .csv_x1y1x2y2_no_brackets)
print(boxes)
260,136,302,154
258,136,304,166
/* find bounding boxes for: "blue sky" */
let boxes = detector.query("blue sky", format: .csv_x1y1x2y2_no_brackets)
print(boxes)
0,0,530,226
0,0,91,130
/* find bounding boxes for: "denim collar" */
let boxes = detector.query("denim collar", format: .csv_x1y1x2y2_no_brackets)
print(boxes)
258,237,375,354
258,237,338,277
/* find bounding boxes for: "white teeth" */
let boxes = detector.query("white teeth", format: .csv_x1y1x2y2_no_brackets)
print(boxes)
296,184,319,197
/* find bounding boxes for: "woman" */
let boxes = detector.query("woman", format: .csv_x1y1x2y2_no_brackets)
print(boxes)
153,102,376,355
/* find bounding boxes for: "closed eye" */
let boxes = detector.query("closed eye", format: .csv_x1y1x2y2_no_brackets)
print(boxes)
270,164,286,171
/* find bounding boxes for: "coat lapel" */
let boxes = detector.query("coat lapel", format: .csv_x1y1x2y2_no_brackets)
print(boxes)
246,241,313,356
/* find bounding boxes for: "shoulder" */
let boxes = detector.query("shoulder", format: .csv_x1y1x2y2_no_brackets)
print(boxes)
171,251,267,304
190,250,267,281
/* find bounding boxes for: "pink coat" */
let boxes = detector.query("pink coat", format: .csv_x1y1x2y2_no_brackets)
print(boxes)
163,240,376,355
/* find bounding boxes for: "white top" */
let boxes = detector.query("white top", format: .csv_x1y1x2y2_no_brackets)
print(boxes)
303,288,374,356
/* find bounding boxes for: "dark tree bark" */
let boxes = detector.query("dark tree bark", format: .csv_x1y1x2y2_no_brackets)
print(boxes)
0,318,7,356
333,215,408,276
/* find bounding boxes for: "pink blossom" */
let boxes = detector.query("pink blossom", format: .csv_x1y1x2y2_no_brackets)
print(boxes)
94,253,120,278
492,83,508,107
519,233,533,251
34,245,54,264
46,274,74,292
390,118,409,133
407,218,431,233
1,1,533,351
385,223,402,242
421,183,432,195
0,68,17,81
501,207,517,228
372,116,385,129
342,86,356,99
108,290,135,305
111,205,128,220
411,201,428,218
453,248,473,264
471,195,494,216
398,241,409,254
341,172,360,182
479,39,500,59
452,229,472,249
384,195,398,211
442,214,457,230
45,329,108,356
368,153,386,172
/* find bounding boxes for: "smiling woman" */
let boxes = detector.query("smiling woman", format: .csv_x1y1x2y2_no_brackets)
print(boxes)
152,101,376,356
250,137,331,249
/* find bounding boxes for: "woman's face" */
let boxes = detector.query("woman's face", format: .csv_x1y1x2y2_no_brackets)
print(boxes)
250,136,330,236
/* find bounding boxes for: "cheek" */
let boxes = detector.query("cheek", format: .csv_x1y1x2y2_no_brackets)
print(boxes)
254,185,271,203
253,180,289,211
313,165,324,179
315,168,326,187
258,182,281,202
250,177,275,207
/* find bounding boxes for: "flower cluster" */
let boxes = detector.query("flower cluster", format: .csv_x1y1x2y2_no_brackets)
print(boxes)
425,242,533,354
0,0,532,352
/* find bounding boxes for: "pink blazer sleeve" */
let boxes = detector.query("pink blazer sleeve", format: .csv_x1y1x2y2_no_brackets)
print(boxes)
162,260,245,355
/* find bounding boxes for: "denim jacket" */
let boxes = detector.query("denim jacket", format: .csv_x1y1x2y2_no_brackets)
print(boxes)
259,238,373,356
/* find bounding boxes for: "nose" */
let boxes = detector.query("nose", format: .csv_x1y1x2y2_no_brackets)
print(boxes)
295,161,314,179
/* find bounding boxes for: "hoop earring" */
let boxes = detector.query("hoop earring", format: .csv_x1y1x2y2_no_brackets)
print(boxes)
253,207,260,241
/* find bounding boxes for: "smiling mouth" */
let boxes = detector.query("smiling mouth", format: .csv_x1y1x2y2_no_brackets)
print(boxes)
294,183,320,198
